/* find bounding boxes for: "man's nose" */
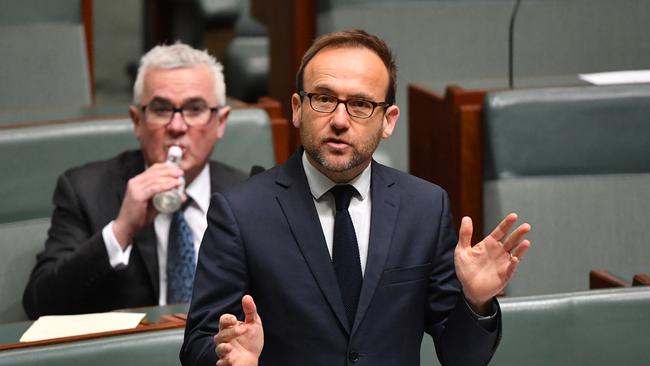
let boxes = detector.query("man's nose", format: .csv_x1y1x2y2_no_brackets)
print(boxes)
330,102,351,130
167,111,189,132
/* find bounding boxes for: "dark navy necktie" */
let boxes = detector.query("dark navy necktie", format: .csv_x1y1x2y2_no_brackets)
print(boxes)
330,185,362,327
166,199,195,304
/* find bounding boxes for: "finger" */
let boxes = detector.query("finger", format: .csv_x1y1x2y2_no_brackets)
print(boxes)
242,295,258,324
511,239,531,261
502,222,531,252
488,213,518,242
458,216,473,249
219,313,238,331
147,162,184,176
216,325,246,344
216,342,232,358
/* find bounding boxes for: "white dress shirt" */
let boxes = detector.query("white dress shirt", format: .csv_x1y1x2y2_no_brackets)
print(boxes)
301,152,372,275
102,164,211,305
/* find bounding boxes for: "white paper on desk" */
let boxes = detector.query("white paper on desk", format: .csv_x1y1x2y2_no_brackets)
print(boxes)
579,70,650,85
20,312,146,342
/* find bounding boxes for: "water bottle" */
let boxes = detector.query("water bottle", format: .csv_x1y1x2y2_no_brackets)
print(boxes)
152,146,184,214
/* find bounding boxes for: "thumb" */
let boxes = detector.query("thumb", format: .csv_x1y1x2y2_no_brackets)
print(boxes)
459,216,473,249
242,294,258,324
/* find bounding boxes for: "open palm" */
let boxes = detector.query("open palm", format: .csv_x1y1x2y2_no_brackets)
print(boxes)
454,214,531,307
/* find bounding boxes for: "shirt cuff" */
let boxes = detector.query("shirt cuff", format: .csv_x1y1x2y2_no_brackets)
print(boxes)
464,297,498,331
102,221,133,268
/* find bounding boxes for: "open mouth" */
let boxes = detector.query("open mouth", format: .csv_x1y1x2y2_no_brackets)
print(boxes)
324,138,349,150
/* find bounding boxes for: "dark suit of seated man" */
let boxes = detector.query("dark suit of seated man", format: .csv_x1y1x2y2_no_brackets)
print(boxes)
181,30,532,366
23,43,247,318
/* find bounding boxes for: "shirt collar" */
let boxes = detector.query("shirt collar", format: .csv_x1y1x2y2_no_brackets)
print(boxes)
185,164,211,214
301,151,371,201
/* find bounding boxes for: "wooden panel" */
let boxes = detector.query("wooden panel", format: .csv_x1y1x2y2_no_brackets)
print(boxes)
589,269,630,289
251,0,315,151
82,0,95,104
408,84,446,186
0,316,185,351
632,273,650,286
408,84,486,237
457,104,484,242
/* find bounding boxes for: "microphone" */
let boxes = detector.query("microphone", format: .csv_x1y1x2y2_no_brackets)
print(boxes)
508,0,523,89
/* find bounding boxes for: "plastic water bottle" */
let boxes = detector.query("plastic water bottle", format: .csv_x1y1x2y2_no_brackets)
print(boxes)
152,146,184,214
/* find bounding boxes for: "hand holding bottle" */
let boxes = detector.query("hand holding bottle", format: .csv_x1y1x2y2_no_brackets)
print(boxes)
112,147,185,248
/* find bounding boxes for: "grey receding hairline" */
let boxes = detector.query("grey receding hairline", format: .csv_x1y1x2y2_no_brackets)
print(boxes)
133,43,226,106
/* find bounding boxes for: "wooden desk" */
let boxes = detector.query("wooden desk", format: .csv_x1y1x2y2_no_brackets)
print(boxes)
0,304,188,351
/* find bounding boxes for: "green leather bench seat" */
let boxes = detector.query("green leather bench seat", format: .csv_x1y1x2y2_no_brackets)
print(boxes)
421,287,650,366
483,84,650,179
0,108,275,223
481,84,650,296
0,118,138,223
0,328,184,366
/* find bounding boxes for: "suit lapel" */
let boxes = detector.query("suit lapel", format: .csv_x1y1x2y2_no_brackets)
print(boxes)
352,162,400,333
118,151,160,298
275,151,351,333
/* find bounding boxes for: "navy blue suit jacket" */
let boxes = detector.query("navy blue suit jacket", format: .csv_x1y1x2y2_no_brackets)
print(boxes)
182,150,501,365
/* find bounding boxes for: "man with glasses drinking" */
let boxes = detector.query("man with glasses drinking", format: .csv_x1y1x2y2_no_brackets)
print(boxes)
182,29,531,366
23,43,247,318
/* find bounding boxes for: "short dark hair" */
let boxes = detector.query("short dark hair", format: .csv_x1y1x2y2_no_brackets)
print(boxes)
296,29,397,106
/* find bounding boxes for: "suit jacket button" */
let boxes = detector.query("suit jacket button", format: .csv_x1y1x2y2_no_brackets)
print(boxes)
349,350,359,363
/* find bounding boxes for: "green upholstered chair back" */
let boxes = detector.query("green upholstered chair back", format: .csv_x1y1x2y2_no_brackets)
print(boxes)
0,328,184,366
494,287,650,365
0,23,92,114
482,84,650,296
0,118,138,224
0,219,50,322
420,287,650,366
0,108,275,224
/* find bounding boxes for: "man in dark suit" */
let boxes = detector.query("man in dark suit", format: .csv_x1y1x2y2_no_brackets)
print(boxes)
181,30,531,366
23,43,247,318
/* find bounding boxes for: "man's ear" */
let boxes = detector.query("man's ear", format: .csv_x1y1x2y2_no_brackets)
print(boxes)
215,106,231,139
291,93,302,128
129,105,143,141
381,105,400,139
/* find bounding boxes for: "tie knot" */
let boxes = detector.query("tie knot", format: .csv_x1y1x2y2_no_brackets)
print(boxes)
181,196,193,211
330,185,357,211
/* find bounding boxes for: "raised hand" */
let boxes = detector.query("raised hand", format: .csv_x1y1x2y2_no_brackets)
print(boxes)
454,213,531,312
215,295,264,366
112,162,184,247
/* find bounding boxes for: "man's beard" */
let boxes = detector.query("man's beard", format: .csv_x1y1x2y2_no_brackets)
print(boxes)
300,122,382,174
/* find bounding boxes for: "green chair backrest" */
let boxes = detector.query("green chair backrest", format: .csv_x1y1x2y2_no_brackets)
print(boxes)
0,219,50,322
0,328,184,366
482,84,650,296
0,108,275,223
420,287,650,366
0,23,92,114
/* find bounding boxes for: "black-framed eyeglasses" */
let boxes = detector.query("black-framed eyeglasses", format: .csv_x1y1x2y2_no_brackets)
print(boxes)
141,102,219,127
298,91,390,119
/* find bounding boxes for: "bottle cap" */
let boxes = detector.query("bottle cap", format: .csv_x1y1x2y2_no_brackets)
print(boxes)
168,145,183,159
